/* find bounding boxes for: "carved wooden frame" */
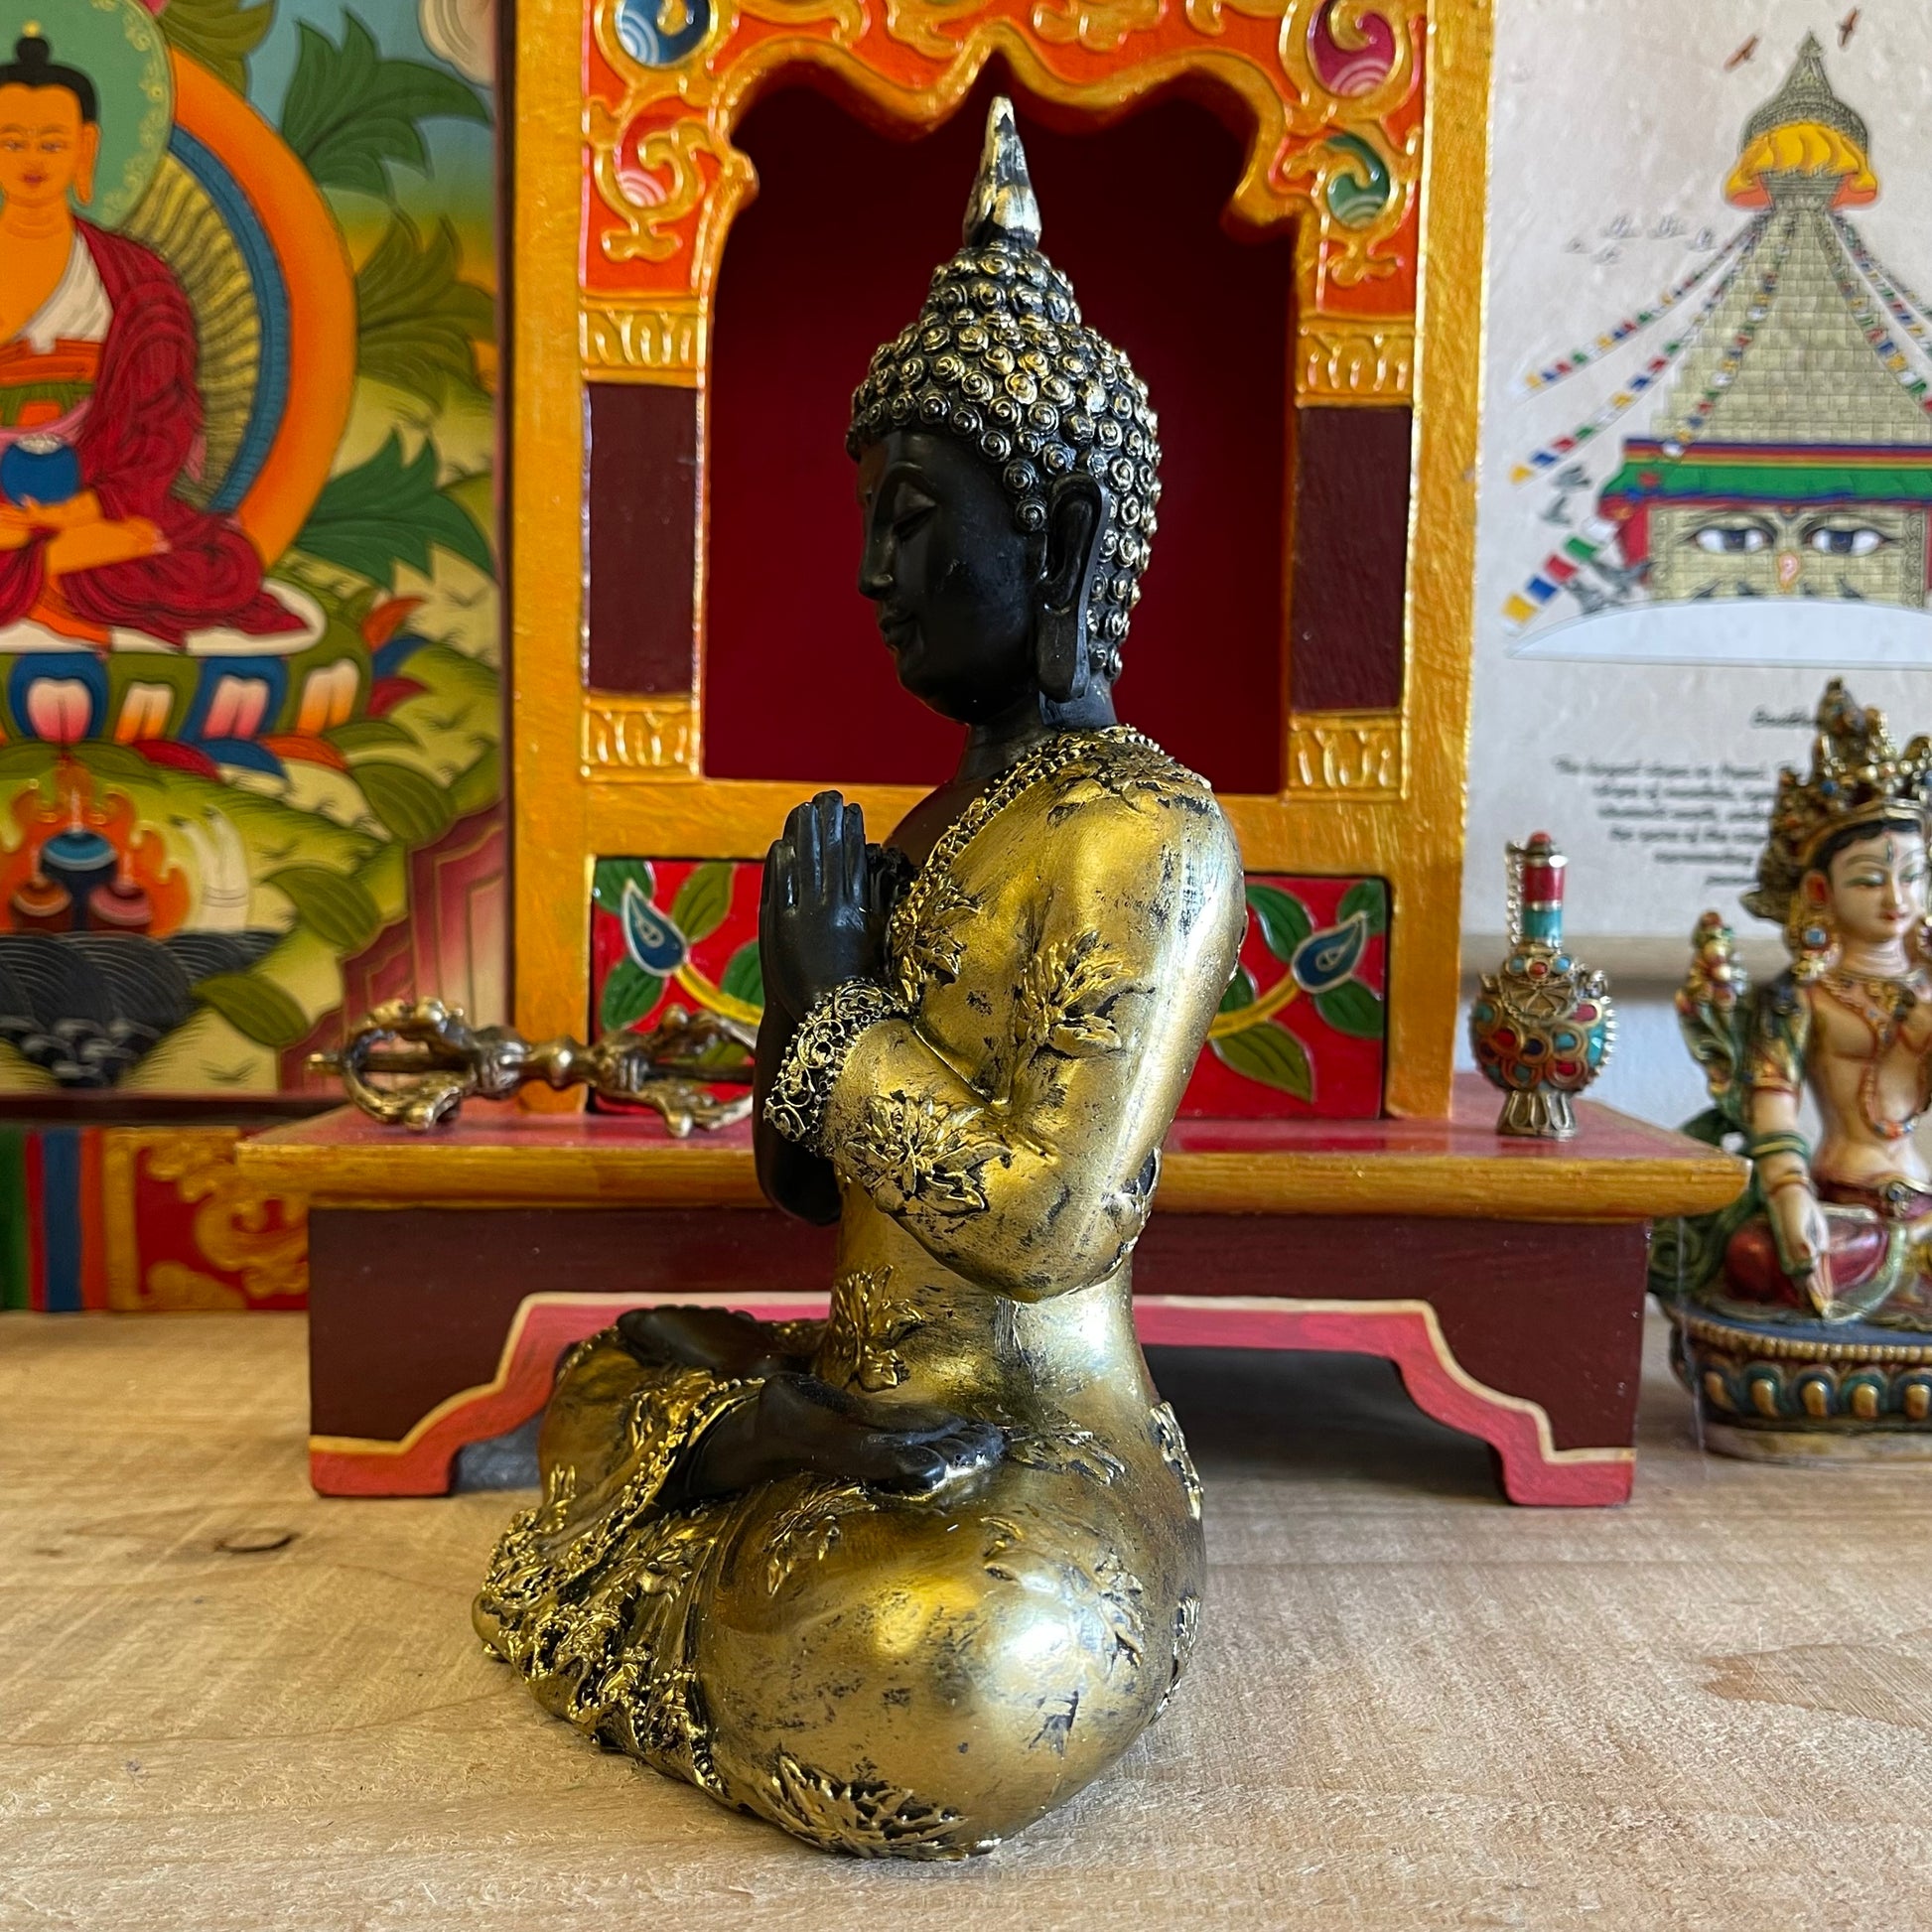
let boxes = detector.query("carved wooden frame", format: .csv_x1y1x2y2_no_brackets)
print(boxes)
507,0,1489,1115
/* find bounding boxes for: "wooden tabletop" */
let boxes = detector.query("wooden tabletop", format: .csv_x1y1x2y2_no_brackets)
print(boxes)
239,1074,1744,1222
2,1309,1922,1928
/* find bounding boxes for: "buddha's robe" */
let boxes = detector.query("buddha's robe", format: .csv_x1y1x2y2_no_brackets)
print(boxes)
476,727,1246,1857
0,222,303,646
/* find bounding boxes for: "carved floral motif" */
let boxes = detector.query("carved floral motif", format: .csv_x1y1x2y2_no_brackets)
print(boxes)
821,1266,924,1391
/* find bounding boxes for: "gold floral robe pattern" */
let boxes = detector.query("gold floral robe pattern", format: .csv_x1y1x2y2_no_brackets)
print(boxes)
477,727,1244,1857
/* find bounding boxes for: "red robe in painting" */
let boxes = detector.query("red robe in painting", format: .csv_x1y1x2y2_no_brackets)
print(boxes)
0,221,304,646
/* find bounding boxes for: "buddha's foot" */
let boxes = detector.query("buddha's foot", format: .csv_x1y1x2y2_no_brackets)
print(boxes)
618,1304,805,1380
690,1371,1003,1500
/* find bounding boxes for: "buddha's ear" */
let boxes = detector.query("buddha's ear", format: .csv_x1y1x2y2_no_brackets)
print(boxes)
1035,475,1103,705
75,124,99,207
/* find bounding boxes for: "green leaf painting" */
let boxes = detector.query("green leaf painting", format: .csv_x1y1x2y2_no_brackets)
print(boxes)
157,0,274,91
266,867,384,957
1211,1022,1313,1101
279,14,488,202
326,719,417,756
1314,979,1385,1040
601,959,665,1035
355,213,494,409
355,758,455,847
193,973,311,1050
671,862,734,944
1338,878,1388,937
593,859,656,916
297,433,494,586
1218,964,1256,1015
1245,883,1312,963
720,940,764,1009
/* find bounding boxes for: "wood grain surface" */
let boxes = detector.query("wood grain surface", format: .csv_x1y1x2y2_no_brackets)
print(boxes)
3,1311,1929,1930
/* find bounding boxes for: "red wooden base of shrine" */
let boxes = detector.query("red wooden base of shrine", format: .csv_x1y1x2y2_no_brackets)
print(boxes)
248,1081,1744,1507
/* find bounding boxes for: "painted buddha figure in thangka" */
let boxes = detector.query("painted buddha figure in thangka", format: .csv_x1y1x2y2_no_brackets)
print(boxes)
0,29,303,648
1655,679,1932,1455
474,99,1246,1856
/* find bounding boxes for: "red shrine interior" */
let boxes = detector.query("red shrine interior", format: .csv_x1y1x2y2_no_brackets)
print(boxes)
703,76,1301,793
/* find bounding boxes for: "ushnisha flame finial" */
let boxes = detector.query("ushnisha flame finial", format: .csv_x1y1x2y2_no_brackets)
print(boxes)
962,95,1041,249
846,93,1162,679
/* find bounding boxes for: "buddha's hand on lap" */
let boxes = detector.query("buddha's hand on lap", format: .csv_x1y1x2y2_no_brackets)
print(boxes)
761,791,886,1012
1769,1183,1830,1291
751,1374,1004,1496
616,1304,810,1379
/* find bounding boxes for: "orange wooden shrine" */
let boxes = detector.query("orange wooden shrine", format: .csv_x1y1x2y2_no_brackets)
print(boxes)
242,0,1747,1502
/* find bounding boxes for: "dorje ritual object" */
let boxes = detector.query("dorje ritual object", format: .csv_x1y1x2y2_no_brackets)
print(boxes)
1467,830,1614,1139
472,97,1244,1858
311,997,754,1133
1653,679,1932,1458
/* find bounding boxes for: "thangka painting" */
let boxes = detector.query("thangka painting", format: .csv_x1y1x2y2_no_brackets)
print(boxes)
0,0,501,1092
589,861,1387,1120
1466,3,1932,940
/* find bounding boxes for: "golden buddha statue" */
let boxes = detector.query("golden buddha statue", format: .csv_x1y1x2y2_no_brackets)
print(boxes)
1657,679,1932,1454
475,98,1246,1855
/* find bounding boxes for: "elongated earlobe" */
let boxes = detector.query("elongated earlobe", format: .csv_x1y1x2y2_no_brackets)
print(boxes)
1035,480,1102,705
75,125,99,207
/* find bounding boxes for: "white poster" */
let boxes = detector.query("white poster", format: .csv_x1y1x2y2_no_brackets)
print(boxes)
1467,1,1932,940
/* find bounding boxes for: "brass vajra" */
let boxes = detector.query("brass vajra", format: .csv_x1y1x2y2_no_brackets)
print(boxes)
311,997,754,1134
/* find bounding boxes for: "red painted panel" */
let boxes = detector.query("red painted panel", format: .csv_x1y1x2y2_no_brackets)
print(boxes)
589,859,1386,1119
703,79,1294,795
1289,404,1411,712
586,384,699,694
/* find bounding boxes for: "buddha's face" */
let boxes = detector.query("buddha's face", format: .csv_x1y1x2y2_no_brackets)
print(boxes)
0,83,96,211
1816,824,1929,949
856,431,1038,724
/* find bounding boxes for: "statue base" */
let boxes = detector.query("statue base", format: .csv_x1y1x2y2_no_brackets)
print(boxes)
1665,1306,1932,1459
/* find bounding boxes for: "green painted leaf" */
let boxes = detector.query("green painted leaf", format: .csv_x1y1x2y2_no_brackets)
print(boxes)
1314,979,1385,1040
593,859,656,915
720,939,764,1009
296,432,494,587
156,0,273,90
1338,878,1388,936
1245,883,1312,963
671,861,734,943
266,867,384,956
192,973,311,1050
327,718,417,754
450,743,501,818
355,212,494,409
355,758,454,846
1211,1021,1313,1101
1218,964,1256,1015
67,743,154,782
279,14,488,202
600,959,664,1034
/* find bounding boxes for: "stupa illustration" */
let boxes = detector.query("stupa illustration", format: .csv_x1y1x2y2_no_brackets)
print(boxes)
1505,34,1932,642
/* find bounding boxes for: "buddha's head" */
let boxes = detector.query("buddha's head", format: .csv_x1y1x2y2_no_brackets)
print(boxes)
848,97,1160,725
0,32,98,215
1801,816,1929,953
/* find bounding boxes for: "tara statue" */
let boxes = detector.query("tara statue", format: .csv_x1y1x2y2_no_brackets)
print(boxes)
473,99,1245,1855
1654,679,1932,1457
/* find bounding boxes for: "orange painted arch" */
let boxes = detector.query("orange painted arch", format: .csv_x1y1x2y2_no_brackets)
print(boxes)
168,50,356,564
